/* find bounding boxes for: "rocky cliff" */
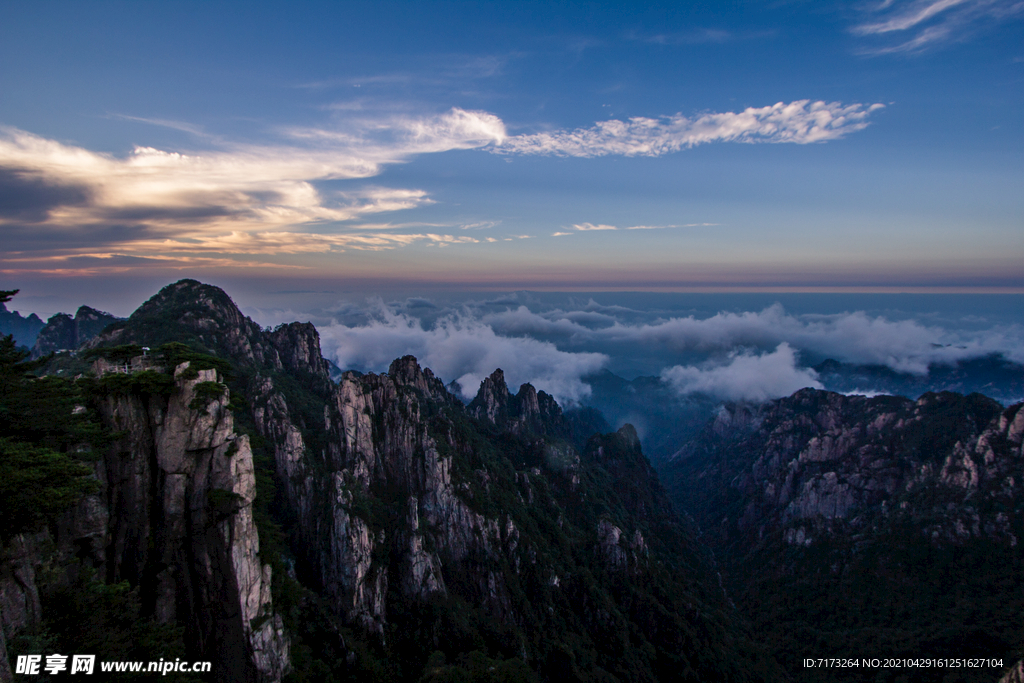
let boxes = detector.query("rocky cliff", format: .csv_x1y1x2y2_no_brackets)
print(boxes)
93,362,288,681
1,359,289,683
664,388,1024,682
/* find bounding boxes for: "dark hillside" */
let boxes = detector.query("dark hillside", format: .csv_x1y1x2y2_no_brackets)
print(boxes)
663,389,1024,682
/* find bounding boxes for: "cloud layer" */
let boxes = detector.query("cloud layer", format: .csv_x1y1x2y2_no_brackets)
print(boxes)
0,110,504,270
661,343,823,402
317,306,608,404
481,303,1024,373
306,296,1023,406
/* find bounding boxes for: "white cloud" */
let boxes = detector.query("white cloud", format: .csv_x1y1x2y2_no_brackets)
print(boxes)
317,306,608,404
304,298,1024,408
496,100,884,157
0,127,431,233
841,389,893,398
0,110,503,265
573,223,618,231
852,0,1024,53
855,0,972,34
392,107,507,152
625,223,718,230
661,343,823,402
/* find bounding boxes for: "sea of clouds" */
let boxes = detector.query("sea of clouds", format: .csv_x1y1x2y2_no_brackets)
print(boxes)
253,294,1024,405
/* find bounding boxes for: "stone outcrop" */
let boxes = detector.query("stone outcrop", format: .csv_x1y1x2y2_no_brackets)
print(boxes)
97,363,287,681
250,356,507,633
1002,660,1024,683
268,322,331,380
0,534,45,683
467,368,564,436
89,280,284,371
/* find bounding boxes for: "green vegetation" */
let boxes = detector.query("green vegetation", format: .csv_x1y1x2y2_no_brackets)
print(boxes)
0,438,97,541
189,380,226,412
8,569,200,682
0,290,103,540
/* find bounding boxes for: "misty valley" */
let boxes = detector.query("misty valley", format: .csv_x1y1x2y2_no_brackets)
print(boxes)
1,280,1022,683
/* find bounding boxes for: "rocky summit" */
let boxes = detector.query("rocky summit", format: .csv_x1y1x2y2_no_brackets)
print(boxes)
0,280,781,683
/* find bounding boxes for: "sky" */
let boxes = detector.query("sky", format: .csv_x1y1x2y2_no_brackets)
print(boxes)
2,0,1023,318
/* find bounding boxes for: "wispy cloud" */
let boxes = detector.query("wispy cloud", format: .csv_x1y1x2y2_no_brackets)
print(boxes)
108,114,217,140
0,253,309,276
631,27,774,45
107,231,479,255
625,223,718,230
565,222,717,232
298,53,515,90
496,100,884,157
852,0,1024,53
573,223,618,231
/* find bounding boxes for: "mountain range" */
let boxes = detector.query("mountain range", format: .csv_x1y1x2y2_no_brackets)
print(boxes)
0,280,778,682
1,279,1020,682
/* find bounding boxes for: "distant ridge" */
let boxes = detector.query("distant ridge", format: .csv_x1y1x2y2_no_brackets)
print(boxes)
0,301,44,347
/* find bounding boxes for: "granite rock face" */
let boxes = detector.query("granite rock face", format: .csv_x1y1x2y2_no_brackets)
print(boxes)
89,363,288,682
0,361,289,683
0,534,45,683
250,356,519,633
467,368,564,437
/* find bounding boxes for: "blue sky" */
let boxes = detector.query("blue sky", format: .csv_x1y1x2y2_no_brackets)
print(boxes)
2,0,1023,315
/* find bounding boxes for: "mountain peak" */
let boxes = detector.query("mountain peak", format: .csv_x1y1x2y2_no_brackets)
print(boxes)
89,280,279,369
387,355,453,403
137,279,244,322
616,423,640,450
468,369,513,425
